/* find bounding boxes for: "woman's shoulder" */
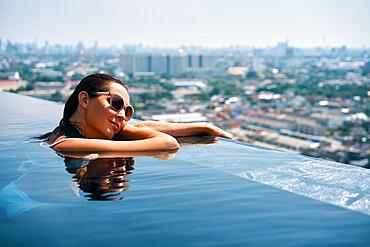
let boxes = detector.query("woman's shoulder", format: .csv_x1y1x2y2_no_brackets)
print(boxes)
47,126,66,144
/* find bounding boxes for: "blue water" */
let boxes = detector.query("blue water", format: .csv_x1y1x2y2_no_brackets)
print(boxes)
1,92,370,246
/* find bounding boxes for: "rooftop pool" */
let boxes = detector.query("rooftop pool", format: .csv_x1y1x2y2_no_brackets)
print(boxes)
1,92,370,246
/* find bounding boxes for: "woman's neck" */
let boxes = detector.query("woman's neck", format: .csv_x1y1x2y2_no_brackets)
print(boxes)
69,109,105,139
69,110,87,137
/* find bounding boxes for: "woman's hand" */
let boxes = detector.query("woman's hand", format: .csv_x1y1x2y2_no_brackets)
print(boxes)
202,123,234,139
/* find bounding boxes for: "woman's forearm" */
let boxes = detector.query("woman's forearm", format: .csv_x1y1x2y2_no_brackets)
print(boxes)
52,136,180,152
134,121,233,139
134,121,207,136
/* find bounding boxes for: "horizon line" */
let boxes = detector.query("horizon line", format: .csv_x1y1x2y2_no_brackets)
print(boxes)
2,38,370,50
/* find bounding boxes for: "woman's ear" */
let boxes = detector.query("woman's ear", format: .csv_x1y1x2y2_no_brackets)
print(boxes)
78,91,89,109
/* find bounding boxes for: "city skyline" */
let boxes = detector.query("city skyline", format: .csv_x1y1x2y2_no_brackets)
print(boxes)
0,0,370,48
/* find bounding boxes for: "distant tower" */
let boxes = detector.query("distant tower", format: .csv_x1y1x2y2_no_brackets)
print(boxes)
275,41,288,57
168,54,187,76
198,55,203,68
362,62,370,76
187,54,192,68
134,54,150,72
93,41,98,50
43,40,49,53
151,54,168,76
120,54,135,74
76,41,85,53
6,40,15,54
166,55,171,75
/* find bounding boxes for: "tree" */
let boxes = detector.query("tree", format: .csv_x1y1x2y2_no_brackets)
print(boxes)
71,73,84,81
51,90,64,102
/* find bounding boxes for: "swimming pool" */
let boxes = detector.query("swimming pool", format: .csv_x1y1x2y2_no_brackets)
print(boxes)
1,92,370,246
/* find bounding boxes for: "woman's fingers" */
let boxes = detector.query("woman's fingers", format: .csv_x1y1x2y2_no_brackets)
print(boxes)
216,129,234,139
208,125,234,139
220,130,234,139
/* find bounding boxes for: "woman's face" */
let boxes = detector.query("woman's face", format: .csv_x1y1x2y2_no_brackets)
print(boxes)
84,82,131,139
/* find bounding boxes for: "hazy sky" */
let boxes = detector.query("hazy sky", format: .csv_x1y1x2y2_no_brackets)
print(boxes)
0,0,369,47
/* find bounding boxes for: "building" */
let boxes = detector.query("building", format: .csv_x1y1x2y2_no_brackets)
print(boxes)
120,54,149,74
0,80,27,91
120,53,220,77
151,54,168,76
168,55,187,76
120,54,134,74
255,130,320,153
242,111,326,136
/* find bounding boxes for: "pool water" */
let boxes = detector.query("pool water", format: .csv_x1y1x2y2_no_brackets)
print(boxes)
1,92,370,246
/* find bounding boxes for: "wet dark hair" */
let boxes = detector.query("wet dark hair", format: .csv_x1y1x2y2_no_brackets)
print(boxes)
39,73,128,140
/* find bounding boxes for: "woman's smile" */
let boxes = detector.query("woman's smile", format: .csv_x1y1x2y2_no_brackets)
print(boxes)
110,120,120,132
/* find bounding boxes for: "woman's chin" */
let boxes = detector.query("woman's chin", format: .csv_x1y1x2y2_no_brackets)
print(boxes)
103,128,115,140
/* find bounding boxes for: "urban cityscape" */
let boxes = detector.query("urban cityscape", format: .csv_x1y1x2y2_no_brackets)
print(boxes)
1,38,369,167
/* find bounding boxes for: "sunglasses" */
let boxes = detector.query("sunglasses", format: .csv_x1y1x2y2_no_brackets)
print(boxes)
90,92,134,120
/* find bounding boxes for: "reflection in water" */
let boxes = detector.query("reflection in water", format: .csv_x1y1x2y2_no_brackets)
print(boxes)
64,157,135,201
54,137,216,201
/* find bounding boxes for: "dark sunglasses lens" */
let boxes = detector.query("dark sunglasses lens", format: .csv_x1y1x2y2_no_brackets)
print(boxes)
125,106,134,119
111,95,124,111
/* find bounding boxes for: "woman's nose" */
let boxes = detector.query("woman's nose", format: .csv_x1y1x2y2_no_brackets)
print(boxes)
116,110,127,121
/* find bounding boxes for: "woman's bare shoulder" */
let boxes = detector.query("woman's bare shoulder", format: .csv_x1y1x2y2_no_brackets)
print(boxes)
47,127,66,143
49,135,68,147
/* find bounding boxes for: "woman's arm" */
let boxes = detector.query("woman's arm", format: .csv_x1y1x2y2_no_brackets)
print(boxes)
133,121,234,139
51,125,180,152
56,149,179,160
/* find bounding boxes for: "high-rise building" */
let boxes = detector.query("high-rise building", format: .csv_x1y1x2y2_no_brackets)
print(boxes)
168,55,187,76
120,54,152,74
189,54,218,74
362,62,370,76
135,54,150,72
120,54,135,74
198,55,203,68
151,54,168,75
201,55,217,71
120,52,220,77
187,54,202,72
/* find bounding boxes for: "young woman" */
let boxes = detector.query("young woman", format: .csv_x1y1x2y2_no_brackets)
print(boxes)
43,73,233,152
